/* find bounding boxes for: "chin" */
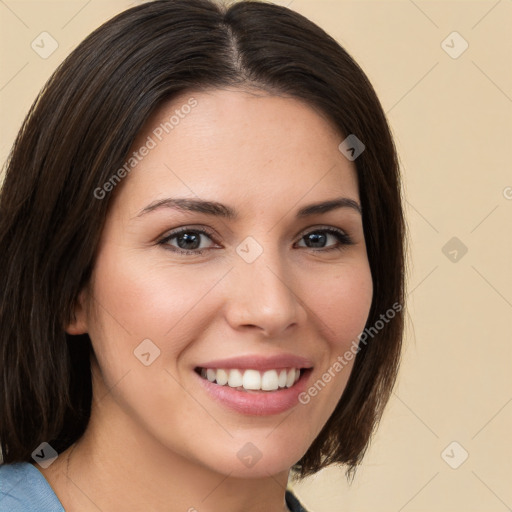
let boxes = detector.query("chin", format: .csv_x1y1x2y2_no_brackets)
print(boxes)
201,440,308,478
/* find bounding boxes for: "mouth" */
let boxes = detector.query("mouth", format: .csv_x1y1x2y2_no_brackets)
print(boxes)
193,355,315,415
194,367,312,393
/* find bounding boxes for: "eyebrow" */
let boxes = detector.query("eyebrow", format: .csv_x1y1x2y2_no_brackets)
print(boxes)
136,196,362,219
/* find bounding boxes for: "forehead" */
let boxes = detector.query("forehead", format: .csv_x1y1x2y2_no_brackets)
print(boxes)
113,88,359,214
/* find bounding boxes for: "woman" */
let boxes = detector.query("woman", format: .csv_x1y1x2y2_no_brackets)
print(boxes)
0,0,405,510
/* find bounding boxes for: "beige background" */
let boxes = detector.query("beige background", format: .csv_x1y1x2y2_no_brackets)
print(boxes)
1,1,511,511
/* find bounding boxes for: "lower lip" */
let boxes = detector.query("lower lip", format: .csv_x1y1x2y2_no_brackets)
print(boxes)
195,369,313,416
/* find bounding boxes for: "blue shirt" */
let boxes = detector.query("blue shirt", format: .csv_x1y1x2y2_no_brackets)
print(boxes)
0,462,308,511
0,462,64,511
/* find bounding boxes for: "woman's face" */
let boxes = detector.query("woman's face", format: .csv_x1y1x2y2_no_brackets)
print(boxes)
72,88,373,477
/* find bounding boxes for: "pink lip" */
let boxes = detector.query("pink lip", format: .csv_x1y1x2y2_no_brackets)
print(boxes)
195,368,313,416
195,354,314,371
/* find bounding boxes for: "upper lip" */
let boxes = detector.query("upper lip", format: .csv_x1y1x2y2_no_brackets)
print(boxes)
195,354,314,371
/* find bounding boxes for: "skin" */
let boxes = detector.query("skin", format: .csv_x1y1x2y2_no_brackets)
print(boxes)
38,88,373,512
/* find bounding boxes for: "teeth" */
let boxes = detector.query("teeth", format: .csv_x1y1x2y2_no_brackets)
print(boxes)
285,368,296,388
243,369,261,390
261,370,279,391
216,369,229,386
199,367,302,392
228,369,243,388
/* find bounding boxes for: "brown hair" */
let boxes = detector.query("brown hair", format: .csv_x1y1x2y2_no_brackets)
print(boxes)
0,0,404,479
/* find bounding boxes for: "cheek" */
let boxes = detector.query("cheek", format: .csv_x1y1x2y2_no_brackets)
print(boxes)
307,261,373,348
292,262,372,437
86,246,223,363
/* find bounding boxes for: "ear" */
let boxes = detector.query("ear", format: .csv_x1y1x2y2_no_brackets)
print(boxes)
65,288,89,335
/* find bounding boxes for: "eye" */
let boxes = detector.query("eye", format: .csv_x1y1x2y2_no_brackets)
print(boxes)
158,227,217,255
158,225,354,256
295,227,353,251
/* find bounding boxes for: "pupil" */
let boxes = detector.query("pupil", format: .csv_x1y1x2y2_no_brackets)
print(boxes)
178,232,200,250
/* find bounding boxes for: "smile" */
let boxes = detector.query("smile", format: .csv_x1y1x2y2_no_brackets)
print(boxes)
196,367,301,392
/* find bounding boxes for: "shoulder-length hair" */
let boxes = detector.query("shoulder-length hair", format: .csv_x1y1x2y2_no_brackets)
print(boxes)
0,0,404,479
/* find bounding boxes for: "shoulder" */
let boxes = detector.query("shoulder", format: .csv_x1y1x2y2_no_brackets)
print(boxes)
286,489,310,512
0,462,65,512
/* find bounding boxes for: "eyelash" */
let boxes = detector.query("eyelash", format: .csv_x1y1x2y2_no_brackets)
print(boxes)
157,225,354,256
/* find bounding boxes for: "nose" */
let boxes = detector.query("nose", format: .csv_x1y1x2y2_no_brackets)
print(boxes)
224,247,304,337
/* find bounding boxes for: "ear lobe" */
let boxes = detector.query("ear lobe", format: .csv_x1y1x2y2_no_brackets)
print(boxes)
65,288,88,335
